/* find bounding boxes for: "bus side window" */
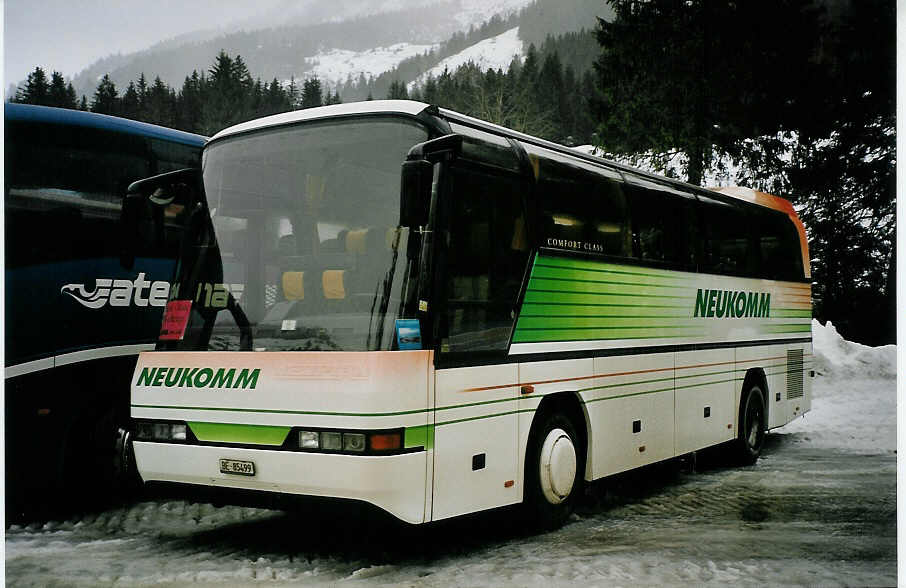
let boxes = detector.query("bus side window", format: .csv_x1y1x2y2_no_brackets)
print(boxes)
443,163,529,353
698,196,756,277
757,209,804,281
525,143,629,257
625,183,694,267
5,121,151,268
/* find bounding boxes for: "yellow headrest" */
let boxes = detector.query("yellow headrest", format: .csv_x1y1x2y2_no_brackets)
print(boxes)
282,272,304,300
322,270,346,299
345,229,368,254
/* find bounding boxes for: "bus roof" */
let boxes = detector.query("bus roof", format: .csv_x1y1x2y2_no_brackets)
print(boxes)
5,103,207,147
209,100,431,143
207,99,801,221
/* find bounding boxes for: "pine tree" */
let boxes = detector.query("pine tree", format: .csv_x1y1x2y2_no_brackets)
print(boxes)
121,81,141,120
287,77,299,109
65,82,78,110
136,73,149,116
386,80,409,100
48,71,75,108
301,78,323,109
146,76,172,126
17,67,50,105
90,74,119,115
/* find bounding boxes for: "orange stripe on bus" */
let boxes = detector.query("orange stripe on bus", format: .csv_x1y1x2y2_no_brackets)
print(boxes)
459,353,810,393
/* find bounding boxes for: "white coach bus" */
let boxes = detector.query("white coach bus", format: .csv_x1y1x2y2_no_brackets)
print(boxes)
129,100,812,528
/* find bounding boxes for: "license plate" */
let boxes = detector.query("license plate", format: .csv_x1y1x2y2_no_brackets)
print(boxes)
219,458,255,476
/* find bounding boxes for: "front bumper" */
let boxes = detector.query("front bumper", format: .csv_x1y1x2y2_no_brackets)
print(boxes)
134,441,428,524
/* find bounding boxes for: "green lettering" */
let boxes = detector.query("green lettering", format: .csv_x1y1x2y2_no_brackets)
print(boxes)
759,293,771,317
234,368,261,389
179,367,199,387
152,368,166,386
734,292,747,317
136,367,156,386
164,367,183,387
694,289,708,317
195,368,214,387
746,292,758,317
715,291,727,318
707,290,717,317
210,368,236,388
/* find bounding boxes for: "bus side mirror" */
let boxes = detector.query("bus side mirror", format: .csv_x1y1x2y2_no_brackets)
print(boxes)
399,134,462,228
120,168,201,269
400,159,434,228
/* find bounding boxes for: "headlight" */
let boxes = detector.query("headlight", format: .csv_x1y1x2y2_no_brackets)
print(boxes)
321,431,343,451
299,430,319,449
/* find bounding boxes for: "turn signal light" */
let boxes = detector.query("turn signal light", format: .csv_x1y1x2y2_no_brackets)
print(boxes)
369,432,402,451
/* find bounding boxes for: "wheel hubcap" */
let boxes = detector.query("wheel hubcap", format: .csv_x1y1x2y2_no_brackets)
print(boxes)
539,428,577,505
747,406,762,448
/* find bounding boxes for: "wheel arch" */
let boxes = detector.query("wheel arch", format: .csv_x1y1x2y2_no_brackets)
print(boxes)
740,367,769,431
528,391,590,479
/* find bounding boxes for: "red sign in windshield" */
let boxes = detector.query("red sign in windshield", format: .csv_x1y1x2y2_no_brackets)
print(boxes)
159,300,192,340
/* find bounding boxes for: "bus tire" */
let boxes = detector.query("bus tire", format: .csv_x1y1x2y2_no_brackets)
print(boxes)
735,385,766,465
524,411,582,530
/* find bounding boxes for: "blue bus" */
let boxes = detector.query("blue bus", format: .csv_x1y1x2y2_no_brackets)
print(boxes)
4,103,206,517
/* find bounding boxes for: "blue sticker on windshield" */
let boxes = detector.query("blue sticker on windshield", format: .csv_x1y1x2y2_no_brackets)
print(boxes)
395,319,422,350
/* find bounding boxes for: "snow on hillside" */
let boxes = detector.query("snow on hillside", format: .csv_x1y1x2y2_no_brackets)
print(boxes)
307,42,438,87
775,320,896,454
409,26,523,89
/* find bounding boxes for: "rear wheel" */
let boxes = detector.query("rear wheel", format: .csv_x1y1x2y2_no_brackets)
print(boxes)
523,412,583,530
735,385,766,465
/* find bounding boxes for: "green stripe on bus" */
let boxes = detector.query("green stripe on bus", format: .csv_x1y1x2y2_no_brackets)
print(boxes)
134,404,429,418
772,309,813,318
404,424,435,450
512,330,700,343
188,422,290,445
522,293,687,308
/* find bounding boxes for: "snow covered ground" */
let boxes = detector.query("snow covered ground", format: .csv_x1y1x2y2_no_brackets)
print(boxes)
5,321,897,586
409,27,523,90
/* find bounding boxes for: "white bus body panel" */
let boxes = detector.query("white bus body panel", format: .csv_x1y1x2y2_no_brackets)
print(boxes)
674,349,735,455
431,364,519,521
582,352,675,478
134,442,427,524
132,350,433,523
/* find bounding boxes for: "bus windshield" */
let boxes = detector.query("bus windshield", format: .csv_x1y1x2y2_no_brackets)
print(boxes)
161,117,429,352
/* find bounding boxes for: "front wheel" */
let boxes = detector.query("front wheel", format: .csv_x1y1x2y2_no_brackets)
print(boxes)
523,412,583,530
734,386,766,465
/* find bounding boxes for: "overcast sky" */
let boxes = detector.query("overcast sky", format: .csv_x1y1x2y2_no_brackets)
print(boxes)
3,0,310,86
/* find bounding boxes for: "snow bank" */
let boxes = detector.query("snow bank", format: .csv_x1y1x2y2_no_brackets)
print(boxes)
777,319,897,454
810,318,896,379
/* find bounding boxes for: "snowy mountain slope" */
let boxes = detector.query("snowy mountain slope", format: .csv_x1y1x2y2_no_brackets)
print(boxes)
308,42,439,87
66,0,535,100
408,26,524,89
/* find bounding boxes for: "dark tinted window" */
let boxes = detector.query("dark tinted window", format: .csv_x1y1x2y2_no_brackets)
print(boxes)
756,208,804,280
449,123,520,172
524,143,629,257
443,162,530,353
698,195,756,276
5,121,151,267
151,138,203,174
625,178,695,268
